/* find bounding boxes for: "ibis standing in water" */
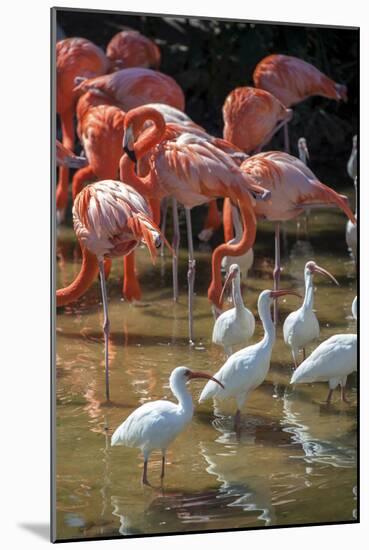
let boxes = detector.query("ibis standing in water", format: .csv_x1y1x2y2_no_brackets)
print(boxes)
290,296,357,404
212,264,255,358
200,288,300,430
111,367,224,486
283,261,339,368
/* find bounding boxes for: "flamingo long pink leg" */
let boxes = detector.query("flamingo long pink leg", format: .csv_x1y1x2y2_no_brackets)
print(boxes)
273,222,281,326
172,198,180,302
98,260,111,402
185,207,195,344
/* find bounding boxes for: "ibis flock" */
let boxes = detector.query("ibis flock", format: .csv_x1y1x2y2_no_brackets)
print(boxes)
56,28,358,486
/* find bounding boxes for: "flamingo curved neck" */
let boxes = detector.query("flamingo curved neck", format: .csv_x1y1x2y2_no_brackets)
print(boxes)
208,197,256,308
120,110,166,198
302,272,314,311
232,204,243,241
170,379,194,417
259,296,275,348
56,247,99,306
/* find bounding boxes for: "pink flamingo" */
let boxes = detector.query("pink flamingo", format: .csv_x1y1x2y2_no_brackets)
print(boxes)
119,106,270,342
56,180,167,401
56,37,109,219
253,54,347,151
239,151,355,321
106,29,161,71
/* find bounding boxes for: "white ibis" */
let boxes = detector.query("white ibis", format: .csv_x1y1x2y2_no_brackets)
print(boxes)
352,295,357,320
212,264,255,358
290,296,357,404
347,135,357,181
346,177,357,264
283,261,339,368
199,288,300,430
111,366,224,486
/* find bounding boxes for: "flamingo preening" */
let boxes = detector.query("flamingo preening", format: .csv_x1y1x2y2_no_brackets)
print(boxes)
253,54,347,152
283,261,339,368
199,289,300,431
111,366,224,486
119,106,270,342
222,86,292,154
56,37,110,219
290,296,357,404
56,180,167,401
106,29,161,71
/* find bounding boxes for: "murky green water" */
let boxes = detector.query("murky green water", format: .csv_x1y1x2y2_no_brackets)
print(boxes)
55,190,357,541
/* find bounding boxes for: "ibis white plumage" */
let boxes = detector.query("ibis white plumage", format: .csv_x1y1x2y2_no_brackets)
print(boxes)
290,296,357,404
200,288,300,430
347,135,357,181
346,177,357,264
283,261,339,368
111,366,224,486
212,264,255,358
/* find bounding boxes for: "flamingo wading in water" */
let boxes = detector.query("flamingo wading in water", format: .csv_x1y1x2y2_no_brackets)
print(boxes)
120,105,270,342
239,151,355,323
290,296,357,404
283,261,339,368
212,264,255,358
111,366,224,486
56,180,166,401
199,289,300,431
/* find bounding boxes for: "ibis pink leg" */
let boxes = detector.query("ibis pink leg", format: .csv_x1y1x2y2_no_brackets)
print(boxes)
185,207,195,344
326,389,334,405
142,459,150,486
341,385,350,403
273,222,281,326
172,198,180,302
99,260,110,402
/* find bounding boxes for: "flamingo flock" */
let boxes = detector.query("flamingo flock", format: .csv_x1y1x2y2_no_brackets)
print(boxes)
55,24,357,485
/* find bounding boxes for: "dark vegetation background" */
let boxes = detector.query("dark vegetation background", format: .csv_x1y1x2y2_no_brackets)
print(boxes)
57,9,359,183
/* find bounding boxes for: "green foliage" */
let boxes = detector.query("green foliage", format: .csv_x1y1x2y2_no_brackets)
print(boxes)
57,9,358,168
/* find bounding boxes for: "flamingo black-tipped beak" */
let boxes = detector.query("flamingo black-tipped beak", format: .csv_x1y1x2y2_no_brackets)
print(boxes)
188,371,225,389
312,265,339,286
123,126,137,163
270,289,302,300
123,144,137,163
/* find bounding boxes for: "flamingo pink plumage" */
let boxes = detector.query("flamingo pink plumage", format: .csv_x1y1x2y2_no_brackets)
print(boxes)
253,54,347,108
222,86,292,154
56,37,110,217
119,106,269,341
73,67,185,113
56,180,166,401
106,29,161,71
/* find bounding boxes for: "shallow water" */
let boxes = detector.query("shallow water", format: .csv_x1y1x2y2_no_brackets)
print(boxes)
55,191,357,541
